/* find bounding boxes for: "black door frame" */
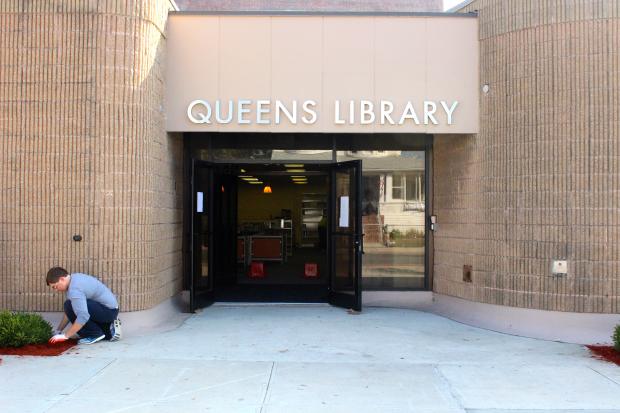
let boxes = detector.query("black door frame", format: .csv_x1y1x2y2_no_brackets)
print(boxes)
183,133,434,312
189,159,363,309
328,160,363,311
189,159,216,312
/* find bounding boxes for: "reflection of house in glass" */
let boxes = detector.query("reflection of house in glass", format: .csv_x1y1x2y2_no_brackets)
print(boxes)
271,149,425,246
272,149,426,290
339,151,426,289
337,151,425,247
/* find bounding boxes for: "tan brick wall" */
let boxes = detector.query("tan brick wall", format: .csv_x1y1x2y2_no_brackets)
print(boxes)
433,0,620,312
0,0,182,311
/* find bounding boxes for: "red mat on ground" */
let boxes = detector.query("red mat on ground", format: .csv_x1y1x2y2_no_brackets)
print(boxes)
304,262,319,278
0,340,77,356
586,345,620,366
248,261,266,278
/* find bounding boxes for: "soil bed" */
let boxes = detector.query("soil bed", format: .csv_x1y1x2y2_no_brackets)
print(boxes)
586,345,620,366
0,340,77,356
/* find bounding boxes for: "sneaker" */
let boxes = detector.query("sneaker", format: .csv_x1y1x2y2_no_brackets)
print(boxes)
110,319,122,342
78,334,105,345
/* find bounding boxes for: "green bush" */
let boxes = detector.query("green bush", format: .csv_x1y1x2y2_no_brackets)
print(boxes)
389,228,425,240
0,311,53,347
405,228,425,238
613,324,620,352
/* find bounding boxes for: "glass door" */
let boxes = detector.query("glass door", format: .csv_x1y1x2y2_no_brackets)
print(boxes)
190,159,215,312
329,160,362,311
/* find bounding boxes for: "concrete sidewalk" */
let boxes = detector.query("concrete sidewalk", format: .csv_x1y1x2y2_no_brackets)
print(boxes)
1,305,619,413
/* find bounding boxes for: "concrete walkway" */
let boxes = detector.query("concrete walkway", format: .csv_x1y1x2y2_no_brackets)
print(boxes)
1,304,619,413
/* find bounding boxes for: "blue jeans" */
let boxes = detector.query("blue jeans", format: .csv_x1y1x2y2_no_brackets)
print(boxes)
64,299,119,340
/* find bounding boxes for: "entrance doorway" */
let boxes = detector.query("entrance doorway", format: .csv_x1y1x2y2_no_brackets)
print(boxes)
189,160,362,312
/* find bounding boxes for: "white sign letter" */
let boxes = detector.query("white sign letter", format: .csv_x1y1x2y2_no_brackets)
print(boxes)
256,100,271,124
349,100,355,124
399,102,420,125
424,101,438,125
334,100,345,124
237,100,251,124
302,100,317,124
440,100,458,125
360,100,375,124
187,100,212,124
380,100,395,125
215,100,233,124
275,100,297,125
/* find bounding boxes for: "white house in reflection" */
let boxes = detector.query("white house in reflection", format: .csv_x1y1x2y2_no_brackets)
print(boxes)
272,150,426,247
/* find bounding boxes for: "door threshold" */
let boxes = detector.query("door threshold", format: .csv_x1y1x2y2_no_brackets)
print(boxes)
212,302,330,307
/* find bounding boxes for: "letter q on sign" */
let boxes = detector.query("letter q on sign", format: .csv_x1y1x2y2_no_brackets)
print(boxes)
187,100,212,124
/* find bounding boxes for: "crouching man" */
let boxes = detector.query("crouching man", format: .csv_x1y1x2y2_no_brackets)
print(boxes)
46,267,122,345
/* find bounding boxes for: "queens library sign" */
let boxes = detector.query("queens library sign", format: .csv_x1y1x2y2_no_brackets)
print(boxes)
187,99,460,126
166,14,479,134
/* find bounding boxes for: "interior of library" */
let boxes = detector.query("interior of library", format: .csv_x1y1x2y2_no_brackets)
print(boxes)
235,163,329,283
203,162,332,301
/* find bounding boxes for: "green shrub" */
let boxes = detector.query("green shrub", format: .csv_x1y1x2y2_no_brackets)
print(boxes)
0,311,53,347
613,324,620,352
405,228,425,239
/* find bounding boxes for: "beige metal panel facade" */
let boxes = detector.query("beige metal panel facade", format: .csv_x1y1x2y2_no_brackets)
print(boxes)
433,0,620,313
271,18,325,131
373,18,427,133
0,0,182,312
175,0,443,12
165,14,479,134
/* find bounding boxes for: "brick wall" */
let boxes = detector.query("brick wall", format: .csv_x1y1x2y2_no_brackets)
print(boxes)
433,0,620,313
0,0,182,311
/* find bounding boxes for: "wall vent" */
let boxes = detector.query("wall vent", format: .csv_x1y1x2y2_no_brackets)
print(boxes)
463,265,472,282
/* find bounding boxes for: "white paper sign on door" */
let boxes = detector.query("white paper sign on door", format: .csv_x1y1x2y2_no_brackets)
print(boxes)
339,196,349,227
196,192,204,213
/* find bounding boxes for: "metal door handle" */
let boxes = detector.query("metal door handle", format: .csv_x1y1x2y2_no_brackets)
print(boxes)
355,236,365,254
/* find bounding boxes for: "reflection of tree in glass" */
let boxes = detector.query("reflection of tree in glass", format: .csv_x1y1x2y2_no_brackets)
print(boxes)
362,176,380,215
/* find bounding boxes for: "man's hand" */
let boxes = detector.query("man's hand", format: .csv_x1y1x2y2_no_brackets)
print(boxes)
49,334,68,344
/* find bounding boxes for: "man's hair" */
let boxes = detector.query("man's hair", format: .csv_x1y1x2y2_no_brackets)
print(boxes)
46,267,69,285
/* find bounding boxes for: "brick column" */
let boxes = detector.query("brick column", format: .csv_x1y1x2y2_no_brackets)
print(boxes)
0,0,182,311
433,0,620,313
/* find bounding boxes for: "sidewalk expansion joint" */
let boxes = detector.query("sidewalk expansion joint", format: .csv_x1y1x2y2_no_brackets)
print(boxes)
588,365,620,387
43,358,117,413
434,365,466,412
260,362,276,413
